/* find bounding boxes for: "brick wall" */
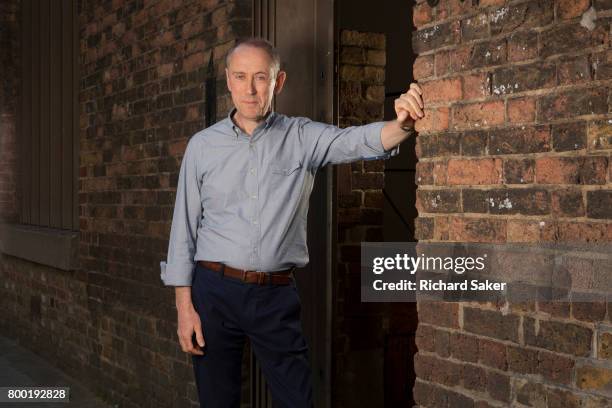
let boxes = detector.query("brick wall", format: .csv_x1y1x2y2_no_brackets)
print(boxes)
0,0,19,224
412,0,612,407
0,1,251,407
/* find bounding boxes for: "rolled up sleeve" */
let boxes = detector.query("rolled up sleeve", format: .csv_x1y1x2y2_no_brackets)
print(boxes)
160,136,202,286
300,120,400,170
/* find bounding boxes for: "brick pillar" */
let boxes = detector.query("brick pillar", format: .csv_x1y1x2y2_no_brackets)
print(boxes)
412,0,612,406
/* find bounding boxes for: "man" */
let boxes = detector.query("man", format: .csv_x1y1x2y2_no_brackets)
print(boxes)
160,37,424,407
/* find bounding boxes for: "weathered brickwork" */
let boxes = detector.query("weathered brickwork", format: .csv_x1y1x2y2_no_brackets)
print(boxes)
413,0,612,406
0,1,251,407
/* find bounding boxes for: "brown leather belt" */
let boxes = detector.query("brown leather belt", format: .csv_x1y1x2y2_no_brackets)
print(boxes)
197,261,295,285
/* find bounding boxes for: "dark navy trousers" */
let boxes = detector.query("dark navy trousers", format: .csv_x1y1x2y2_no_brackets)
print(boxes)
190,263,313,408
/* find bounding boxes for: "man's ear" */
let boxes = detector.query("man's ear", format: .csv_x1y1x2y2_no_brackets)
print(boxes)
225,68,231,92
274,70,287,95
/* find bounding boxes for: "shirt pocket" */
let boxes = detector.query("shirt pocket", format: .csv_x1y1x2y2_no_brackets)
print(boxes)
270,161,303,176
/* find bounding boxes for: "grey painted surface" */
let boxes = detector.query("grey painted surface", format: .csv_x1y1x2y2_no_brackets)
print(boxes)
0,335,112,408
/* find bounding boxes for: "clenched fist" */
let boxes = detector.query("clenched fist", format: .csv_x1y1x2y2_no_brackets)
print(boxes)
394,82,424,129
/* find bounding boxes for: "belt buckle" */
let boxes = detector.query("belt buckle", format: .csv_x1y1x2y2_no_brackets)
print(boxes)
241,269,247,282
257,273,265,285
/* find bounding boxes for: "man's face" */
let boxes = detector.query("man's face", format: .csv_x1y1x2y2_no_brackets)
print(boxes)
225,45,286,121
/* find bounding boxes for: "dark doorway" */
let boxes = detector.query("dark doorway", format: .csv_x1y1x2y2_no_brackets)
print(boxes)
336,0,419,406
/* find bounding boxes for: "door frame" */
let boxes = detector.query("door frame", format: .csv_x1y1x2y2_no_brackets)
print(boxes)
251,1,334,407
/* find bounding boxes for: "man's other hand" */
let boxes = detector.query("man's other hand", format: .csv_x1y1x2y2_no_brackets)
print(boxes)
177,303,206,355
394,82,424,128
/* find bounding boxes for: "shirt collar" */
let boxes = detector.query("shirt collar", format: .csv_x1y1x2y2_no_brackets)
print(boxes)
228,107,277,138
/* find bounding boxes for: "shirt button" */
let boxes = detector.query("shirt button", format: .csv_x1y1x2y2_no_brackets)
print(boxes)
252,220,258,225
250,168,256,174
251,194,257,199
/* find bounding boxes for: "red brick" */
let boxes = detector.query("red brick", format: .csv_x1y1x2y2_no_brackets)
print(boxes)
413,1,434,26
415,217,434,240
463,307,520,342
538,350,575,384
450,332,479,363
552,121,587,152
463,363,487,392
489,0,553,35
462,72,490,100
523,317,592,357
461,12,489,41
448,0,472,17
412,21,459,54
536,156,608,184
487,371,511,403
435,50,451,76
447,158,502,185
433,161,448,185
449,217,506,243
413,379,448,407
576,364,612,394
413,54,434,79
587,118,612,150
434,216,450,240
552,188,585,217
540,221,612,242
539,87,608,122
491,61,556,95
418,301,460,329
516,381,547,406
417,133,461,158
416,161,434,185
572,298,606,322
547,387,581,408
508,30,539,62
415,324,436,353
503,159,535,184
558,0,591,20
460,130,488,156
422,77,462,104
479,338,507,370
414,106,450,133
452,101,505,130
508,346,538,374
600,332,612,360
558,55,592,85
587,190,612,218
490,125,551,155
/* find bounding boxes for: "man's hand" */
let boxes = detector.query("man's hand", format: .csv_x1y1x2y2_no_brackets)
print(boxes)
381,82,425,151
394,82,424,128
177,300,206,356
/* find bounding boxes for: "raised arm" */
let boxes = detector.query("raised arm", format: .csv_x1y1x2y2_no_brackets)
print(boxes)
302,82,424,170
300,119,403,170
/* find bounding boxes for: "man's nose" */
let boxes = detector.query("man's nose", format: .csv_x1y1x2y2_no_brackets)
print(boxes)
247,78,256,94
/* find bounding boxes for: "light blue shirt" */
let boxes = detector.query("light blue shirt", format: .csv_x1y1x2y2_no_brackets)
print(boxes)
160,107,401,286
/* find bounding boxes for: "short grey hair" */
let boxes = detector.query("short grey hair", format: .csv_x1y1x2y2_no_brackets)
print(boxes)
225,37,281,76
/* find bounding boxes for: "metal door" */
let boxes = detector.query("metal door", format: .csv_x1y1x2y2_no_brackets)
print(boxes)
251,1,334,407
